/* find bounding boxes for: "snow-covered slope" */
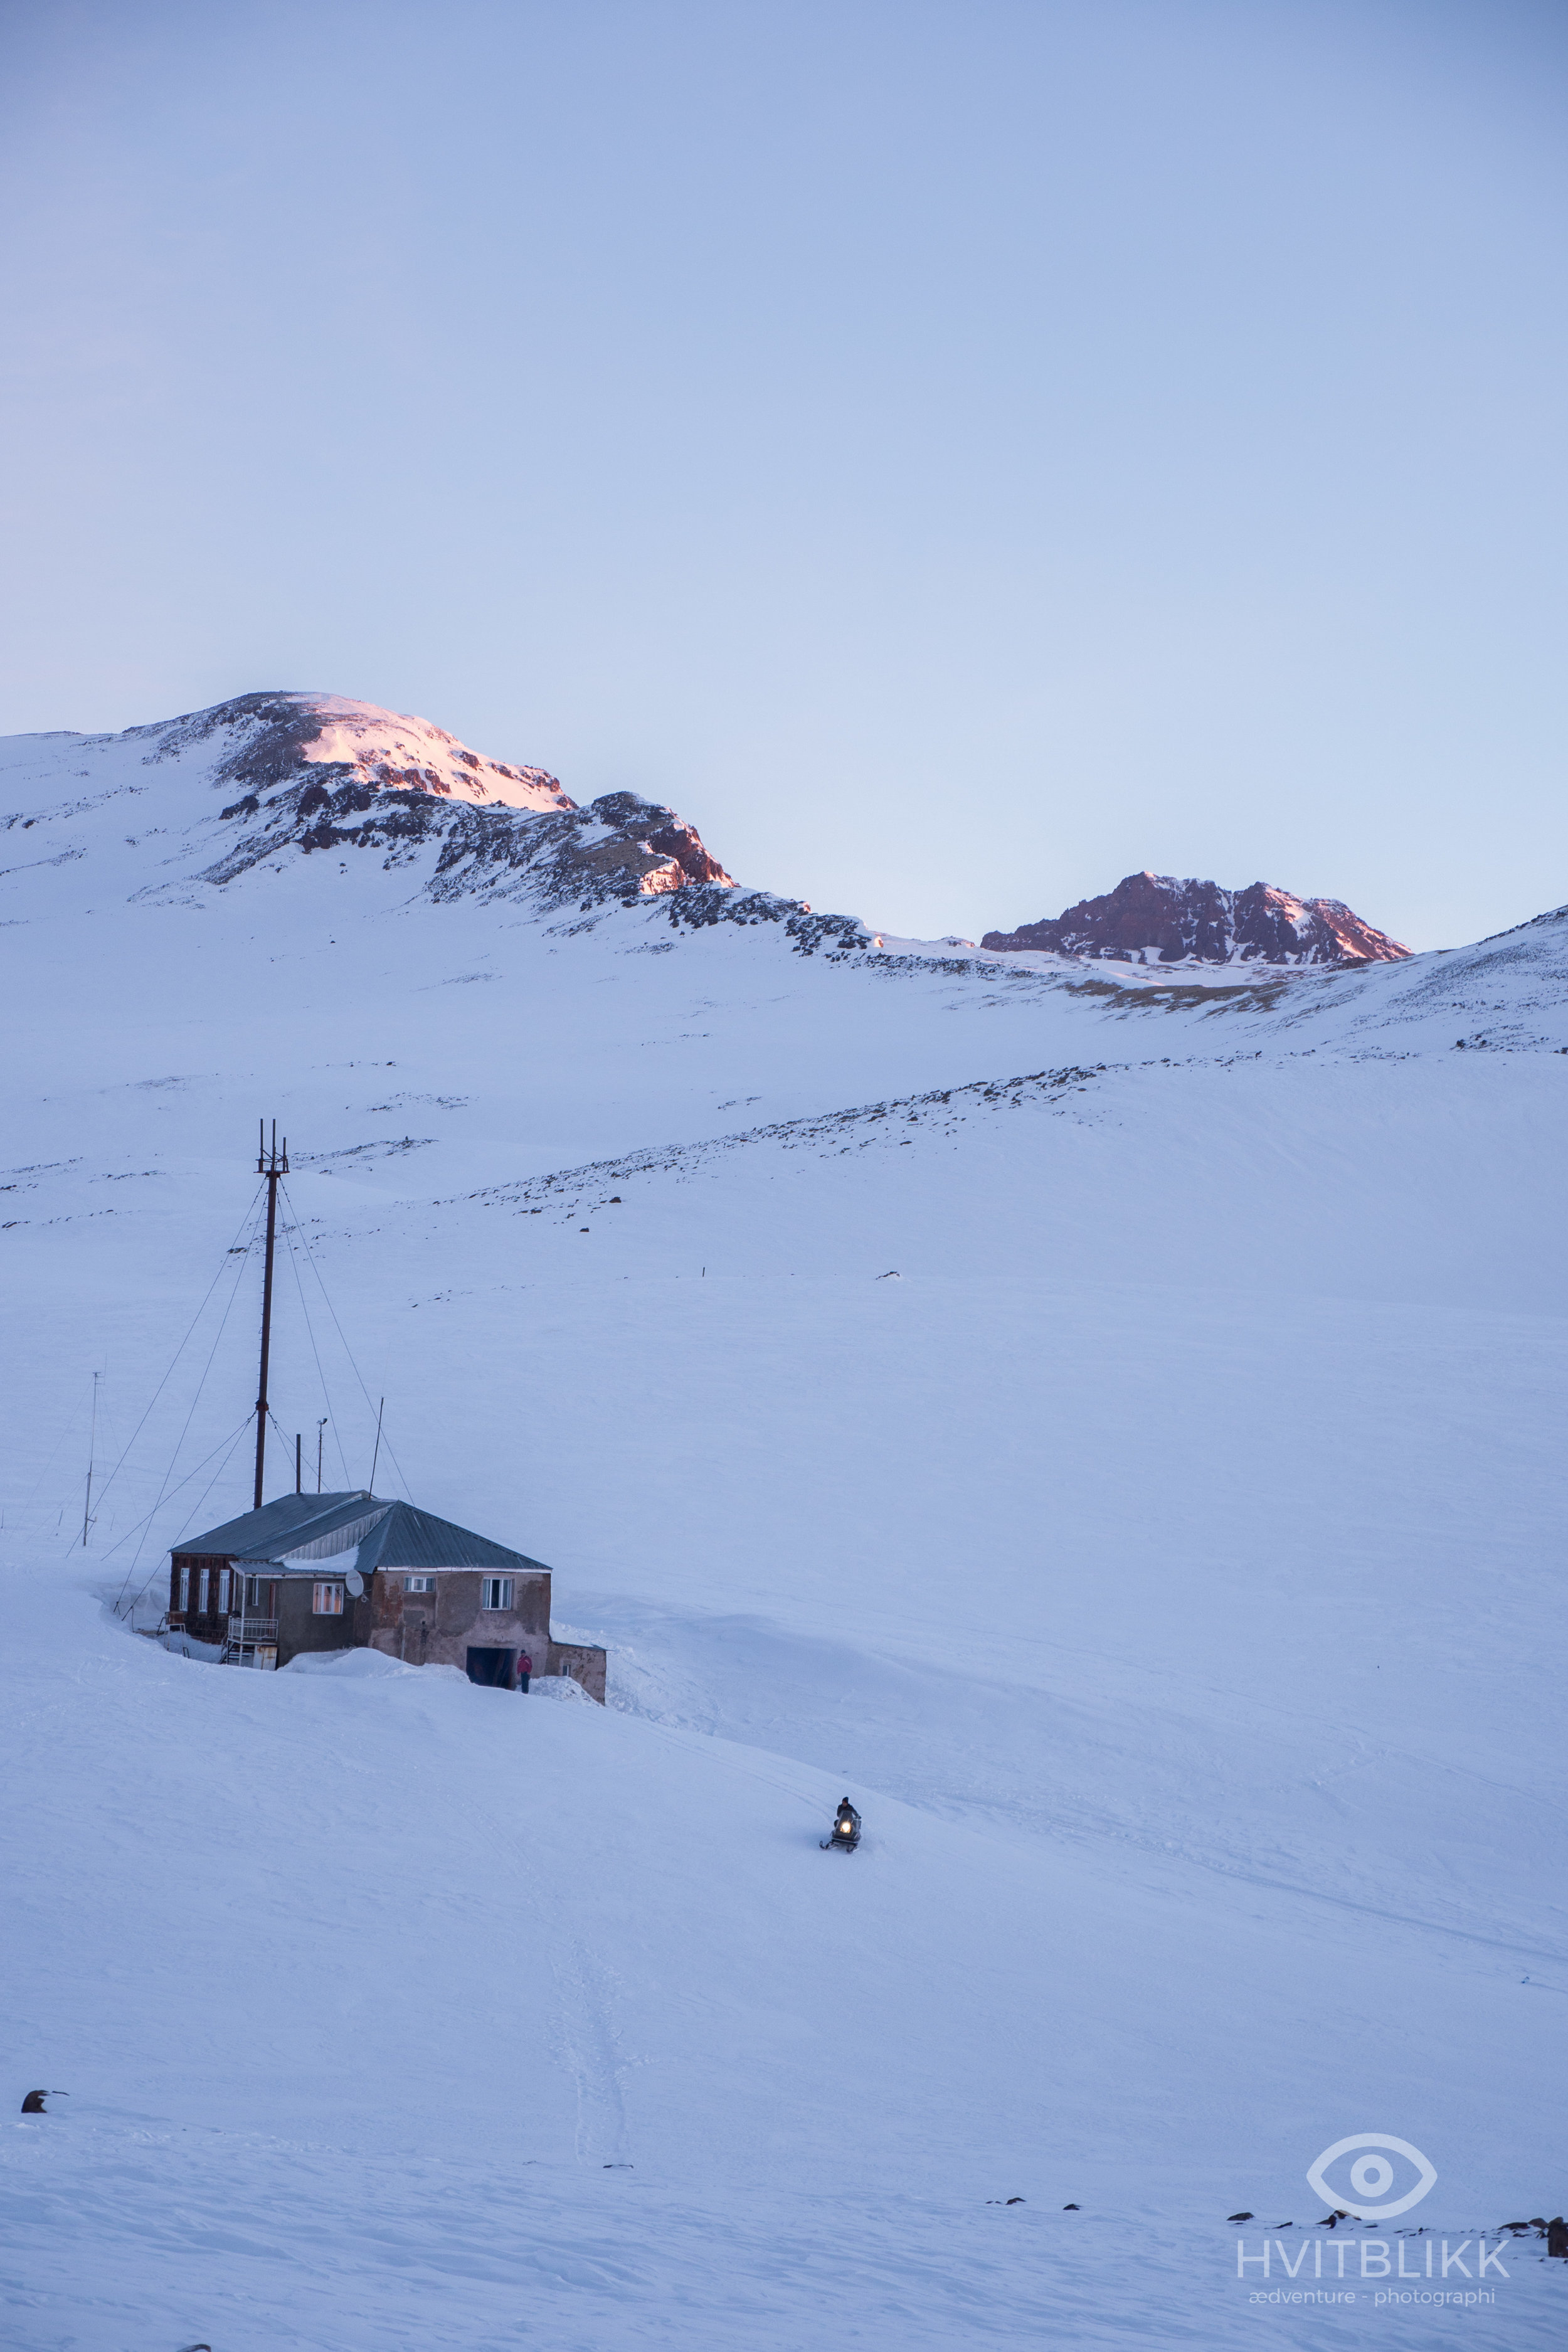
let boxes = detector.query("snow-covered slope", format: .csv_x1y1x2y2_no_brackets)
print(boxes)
4,699,1567,2349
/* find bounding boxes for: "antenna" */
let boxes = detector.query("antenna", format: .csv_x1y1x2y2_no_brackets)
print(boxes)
253,1120,289,1510
317,1416,328,1493
82,1370,100,1547
369,1397,385,1493
295,1433,302,1495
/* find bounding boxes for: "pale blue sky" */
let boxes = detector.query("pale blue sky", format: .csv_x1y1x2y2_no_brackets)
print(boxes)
2,0,1564,945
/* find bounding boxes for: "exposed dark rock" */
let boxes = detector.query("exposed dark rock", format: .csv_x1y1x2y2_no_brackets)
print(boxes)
981,871,1409,967
114,689,877,956
144,689,572,812
590,792,734,887
169,768,870,954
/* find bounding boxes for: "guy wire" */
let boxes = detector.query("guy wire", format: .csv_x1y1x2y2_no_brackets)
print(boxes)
280,1182,411,1495
91,1180,265,1537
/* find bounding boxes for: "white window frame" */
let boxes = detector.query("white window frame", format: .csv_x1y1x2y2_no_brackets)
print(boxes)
246,1575,265,1608
403,1575,433,1593
480,1576,514,1612
178,1564,191,1611
218,1568,231,1613
312,1581,345,1617
198,1567,210,1614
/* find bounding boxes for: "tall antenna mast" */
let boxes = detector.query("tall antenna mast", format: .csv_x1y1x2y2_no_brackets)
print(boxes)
253,1119,289,1510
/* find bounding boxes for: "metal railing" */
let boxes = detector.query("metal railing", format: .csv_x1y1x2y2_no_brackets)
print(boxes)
225,1616,278,1642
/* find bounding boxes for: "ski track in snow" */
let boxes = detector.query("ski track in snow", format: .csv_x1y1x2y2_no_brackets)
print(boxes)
553,1941,633,2169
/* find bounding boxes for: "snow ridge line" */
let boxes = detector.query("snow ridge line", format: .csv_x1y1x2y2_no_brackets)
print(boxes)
454,1061,1125,1211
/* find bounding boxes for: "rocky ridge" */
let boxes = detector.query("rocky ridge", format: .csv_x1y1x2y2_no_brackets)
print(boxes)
157,689,576,813
18,690,869,957
146,690,733,903
981,871,1409,967
3,693,1406,973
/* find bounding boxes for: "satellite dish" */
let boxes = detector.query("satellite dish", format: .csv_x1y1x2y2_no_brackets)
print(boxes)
345,1570,364,1598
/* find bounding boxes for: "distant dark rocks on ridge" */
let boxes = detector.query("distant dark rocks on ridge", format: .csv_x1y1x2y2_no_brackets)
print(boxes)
980,871,1409,968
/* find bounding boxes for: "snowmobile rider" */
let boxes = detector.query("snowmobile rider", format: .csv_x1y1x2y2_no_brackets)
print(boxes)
824,1798,861,1851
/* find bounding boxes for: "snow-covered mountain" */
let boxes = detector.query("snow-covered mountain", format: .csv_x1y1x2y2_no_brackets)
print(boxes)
4,692,1567,2350
2,689,789,923
982,867,1409,965
184,687,580,811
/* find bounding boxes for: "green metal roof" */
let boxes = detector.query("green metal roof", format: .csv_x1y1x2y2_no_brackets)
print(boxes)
173,1491,380,1559
171,1491,551,1575
356,1502,548,1574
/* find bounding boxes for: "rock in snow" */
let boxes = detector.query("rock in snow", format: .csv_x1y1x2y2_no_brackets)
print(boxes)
980,869,1409,967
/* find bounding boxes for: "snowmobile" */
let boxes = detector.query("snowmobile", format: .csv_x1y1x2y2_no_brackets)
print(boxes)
822,1798,861,1851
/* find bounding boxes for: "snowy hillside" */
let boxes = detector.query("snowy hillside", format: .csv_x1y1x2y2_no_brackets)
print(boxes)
3,697,1567,2348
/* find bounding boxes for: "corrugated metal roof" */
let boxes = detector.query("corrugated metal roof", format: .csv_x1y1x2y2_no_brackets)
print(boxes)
356,1502,549,1574
172,1491,381,1559
171,1491,551,1574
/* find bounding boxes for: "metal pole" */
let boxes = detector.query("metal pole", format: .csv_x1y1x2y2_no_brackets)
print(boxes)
82,1370,99,1547
253,1120,289,1511
295,1433,302,1493
369,1397,384,1493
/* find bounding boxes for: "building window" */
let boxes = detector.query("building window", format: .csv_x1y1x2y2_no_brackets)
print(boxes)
246,1576,265,1608
480,1577,514,1611
177,1564,190,1611
312,1582,345,1616
198,1567,210,1614
404,1575,433,1593
218,1568,231,1613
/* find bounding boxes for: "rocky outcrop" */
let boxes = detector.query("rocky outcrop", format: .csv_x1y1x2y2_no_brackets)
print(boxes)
4,687,872,957
152,689,574,813
183,769,876,953
193,770,735,908
585,793,734,889
980,872,1409,967
129,689,736,907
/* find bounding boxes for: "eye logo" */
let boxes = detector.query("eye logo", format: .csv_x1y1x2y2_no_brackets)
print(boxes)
1306,2133,1438,2222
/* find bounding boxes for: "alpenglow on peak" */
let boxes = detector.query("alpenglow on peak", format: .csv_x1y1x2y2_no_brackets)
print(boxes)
980,871,1409,968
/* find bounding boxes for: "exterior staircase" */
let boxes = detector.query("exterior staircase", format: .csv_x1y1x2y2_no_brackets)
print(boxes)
221,1615,278,1668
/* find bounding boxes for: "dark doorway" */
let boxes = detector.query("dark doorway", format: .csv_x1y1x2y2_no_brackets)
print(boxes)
466,1646,518,1688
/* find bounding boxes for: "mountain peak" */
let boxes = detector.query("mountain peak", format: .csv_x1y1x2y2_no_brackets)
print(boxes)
1,689,893,949
153,689,576,814
980,871,1409,968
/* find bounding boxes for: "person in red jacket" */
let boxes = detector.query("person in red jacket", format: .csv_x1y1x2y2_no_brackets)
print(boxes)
516,1651,532,1693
